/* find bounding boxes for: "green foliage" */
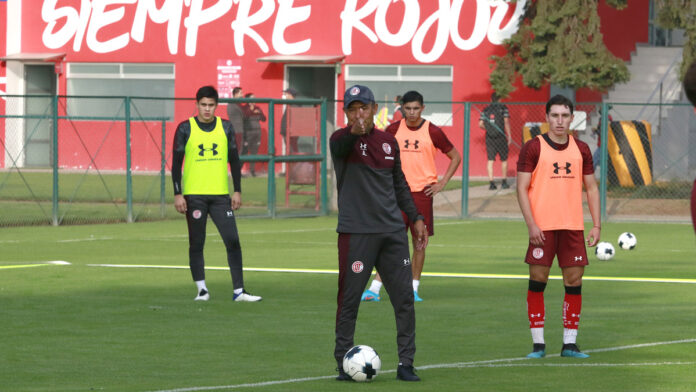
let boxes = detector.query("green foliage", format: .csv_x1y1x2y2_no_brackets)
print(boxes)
654,0,696,80
490,0,630,97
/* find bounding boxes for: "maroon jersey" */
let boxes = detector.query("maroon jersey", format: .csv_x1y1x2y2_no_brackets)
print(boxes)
517,134,594,175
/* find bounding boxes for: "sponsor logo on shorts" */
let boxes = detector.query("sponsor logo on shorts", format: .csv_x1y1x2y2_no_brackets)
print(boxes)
532,248,544,259
382,143,392,154
226,210,234,218
192,210,202,219
574,256,583,262
403,258,411,266
351,261,364,273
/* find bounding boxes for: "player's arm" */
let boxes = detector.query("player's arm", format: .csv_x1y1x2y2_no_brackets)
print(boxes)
172,122,189,214
225,121,243,210
329,128,360,159
517,171,544,246
504,117,512,145
584,173,601,246
427,148,461,196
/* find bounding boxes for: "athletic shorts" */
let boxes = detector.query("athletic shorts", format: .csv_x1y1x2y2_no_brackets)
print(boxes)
524,230,589,267
486,137,509,161
401,190,434,237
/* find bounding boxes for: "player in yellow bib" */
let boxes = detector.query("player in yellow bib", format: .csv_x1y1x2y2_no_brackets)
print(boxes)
362,90,461,302
171,86,261,302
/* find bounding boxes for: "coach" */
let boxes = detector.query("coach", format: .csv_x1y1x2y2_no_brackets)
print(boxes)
331,84,427,382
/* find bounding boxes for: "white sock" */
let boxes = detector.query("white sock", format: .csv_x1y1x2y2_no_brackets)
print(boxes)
234,288,243,295
195,280,207,292
368,280,382,293
413,279,420,292
530,328,545,344
563,328,578,344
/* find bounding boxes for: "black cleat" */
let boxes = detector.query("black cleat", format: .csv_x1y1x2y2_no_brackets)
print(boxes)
336,366,352,381
489,181,497,190
501,179,510,189
396,364,420,381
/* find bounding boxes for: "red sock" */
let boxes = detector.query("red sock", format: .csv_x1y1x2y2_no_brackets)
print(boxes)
527,290,545,328
563,293,582,329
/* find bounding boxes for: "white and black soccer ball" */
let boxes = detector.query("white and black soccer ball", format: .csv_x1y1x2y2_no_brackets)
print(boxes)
617,232,637,250
595,242,615,261
342,345,381,382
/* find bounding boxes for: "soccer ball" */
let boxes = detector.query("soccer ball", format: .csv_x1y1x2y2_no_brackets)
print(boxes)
618,232,637,250
595,242,615,261
342,345,381,382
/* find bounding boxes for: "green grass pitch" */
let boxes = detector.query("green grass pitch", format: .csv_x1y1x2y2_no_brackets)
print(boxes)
1,217,695,391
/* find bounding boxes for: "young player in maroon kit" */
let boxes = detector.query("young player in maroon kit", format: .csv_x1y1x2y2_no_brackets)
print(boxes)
516,95,600,358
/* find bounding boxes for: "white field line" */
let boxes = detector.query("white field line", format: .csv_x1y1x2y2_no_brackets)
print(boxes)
86,264,696,284
148,338,696,392
0,261,71,269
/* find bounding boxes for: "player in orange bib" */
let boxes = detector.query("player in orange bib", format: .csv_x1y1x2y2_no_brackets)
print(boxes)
362,90,461,302
516,94,601,359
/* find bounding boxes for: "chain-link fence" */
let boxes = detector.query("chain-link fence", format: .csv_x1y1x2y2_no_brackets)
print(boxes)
1,95,693,226
0,95,328,226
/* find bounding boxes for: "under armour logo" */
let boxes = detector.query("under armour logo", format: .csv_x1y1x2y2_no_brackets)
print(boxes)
403,139,419,149
359,142,368,156
530,313,542,318
403,258,411,266
198,143,219,156
574,256,583,262
553,161,571,174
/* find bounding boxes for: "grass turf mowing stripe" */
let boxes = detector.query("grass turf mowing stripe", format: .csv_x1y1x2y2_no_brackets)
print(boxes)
149,338,696,392
87,264,696,284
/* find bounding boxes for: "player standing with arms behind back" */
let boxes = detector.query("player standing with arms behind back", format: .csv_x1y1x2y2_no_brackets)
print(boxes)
171,86,261,302
516,94,600,358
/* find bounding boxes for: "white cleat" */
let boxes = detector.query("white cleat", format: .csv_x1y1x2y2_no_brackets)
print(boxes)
194,289,210,301
233,290,262,302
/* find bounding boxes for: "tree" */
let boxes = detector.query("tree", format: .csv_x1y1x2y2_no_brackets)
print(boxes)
653,0,696,80
489,0,630,98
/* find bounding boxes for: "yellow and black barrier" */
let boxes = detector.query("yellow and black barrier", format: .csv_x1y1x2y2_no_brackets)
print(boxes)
522,122,550,144
606,120,653,187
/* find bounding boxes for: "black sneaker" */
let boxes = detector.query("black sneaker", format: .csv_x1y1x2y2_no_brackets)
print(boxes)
489,181,497,190
396,364,420,381
336,366,352,381
501,179,510,189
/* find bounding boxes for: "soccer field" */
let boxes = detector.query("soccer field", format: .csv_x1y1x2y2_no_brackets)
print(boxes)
1,217,695,391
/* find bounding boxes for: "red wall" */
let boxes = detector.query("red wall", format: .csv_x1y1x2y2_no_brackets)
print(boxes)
6,0,650,176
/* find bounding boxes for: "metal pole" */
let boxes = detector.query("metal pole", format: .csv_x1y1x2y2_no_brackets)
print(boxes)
319,98,328,215
125,97,133,223
268,100,276,218
599,102,609,221
160,120,166,218
461,102,471,219
52,94,59,226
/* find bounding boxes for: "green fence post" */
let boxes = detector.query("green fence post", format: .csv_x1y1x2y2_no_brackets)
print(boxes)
267,100,276,218
125,97,133,223
461,102,471,219
161,120,167,218
599,102,608,221
52,94,59,226
320,98,328,215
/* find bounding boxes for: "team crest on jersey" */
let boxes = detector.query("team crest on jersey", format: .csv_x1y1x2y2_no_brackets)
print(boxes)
192,210,202,219
351,261,364,273
350,86,361,96
532,248,544,259
382,143,392,154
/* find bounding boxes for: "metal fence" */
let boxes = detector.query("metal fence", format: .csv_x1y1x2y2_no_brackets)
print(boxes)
1,95,694,226
0,95,328,226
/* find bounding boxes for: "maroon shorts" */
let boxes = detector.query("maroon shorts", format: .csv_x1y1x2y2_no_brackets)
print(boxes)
402,190,434,237
525,230,589,267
